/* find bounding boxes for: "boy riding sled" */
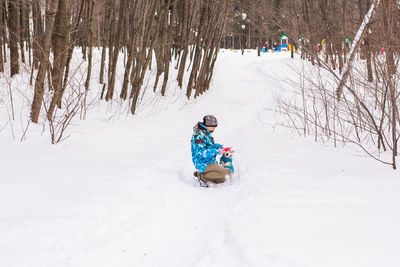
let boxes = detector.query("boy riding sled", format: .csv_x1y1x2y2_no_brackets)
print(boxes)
191,115,234,186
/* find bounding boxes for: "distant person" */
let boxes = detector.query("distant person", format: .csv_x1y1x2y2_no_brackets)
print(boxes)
191,115,232,186
263,41,268,52
316,44,322,53
273,43,278,51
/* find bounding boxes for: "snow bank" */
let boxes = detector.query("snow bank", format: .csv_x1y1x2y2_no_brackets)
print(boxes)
1,50,399,267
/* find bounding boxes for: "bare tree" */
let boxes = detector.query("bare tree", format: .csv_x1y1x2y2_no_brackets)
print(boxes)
31,0,59,123
7,0,20,76
47,0,70,120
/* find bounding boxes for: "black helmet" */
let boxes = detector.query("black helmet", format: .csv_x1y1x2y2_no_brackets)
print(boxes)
203,115,218,127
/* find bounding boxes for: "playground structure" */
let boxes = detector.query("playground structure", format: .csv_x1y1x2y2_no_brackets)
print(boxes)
277,32,289,52
261,32,291,52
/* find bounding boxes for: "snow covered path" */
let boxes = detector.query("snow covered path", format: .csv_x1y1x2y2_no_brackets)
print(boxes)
1,51,400,267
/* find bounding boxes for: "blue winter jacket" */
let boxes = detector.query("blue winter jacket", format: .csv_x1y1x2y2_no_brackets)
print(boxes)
191,123,223,173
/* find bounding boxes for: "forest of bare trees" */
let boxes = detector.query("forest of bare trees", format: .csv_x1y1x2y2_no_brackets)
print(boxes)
265,0,400,169
1,0,230,125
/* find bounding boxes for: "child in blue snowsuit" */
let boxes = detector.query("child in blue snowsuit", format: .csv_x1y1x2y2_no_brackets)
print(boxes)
191,115,230,184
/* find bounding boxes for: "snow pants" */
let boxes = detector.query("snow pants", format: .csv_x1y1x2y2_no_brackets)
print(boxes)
202,163,230,184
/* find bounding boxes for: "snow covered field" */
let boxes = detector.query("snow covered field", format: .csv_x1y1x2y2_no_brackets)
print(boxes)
1,50,400,267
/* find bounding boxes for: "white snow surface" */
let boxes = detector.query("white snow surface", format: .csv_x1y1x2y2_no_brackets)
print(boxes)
1,50,400,267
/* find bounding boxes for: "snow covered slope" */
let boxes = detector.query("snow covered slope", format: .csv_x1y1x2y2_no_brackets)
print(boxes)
1,50,399,267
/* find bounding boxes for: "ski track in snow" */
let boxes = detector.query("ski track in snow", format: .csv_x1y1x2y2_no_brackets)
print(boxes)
1,50,400,267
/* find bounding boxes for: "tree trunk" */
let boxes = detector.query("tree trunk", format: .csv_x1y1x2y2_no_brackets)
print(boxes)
382,0,398,169
19,0,26,64
31,0,59,123
84,0,95,91
160,0,172,96
47,0,70,120
0,0,4,72
59,0,84,107
7,0,20,76
105,0,126,101
32,0,43,69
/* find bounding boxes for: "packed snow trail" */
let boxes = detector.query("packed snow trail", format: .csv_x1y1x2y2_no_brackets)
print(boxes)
1,51,400,267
